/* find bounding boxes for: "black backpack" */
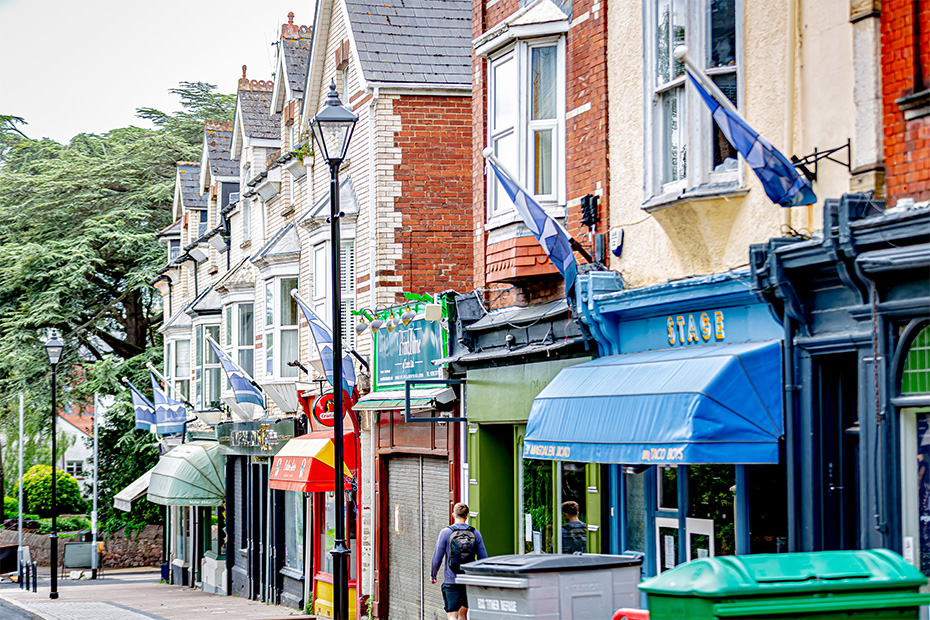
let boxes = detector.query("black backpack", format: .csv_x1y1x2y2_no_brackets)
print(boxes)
447,525,477,574
562,521,587,554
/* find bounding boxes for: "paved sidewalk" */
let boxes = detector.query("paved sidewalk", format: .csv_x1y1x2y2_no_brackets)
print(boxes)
0,572,305,620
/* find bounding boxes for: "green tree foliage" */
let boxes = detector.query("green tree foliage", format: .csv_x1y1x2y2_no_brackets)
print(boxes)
18,464,86,517
0,83,234,523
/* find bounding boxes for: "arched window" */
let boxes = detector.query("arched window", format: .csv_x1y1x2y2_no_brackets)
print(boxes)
902,324,930,395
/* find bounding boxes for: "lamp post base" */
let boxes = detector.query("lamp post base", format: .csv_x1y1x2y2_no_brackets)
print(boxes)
331,540,350,619
49,532,58,599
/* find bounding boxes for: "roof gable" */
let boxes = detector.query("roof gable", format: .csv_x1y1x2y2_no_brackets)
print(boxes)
204,121,238,179
175,163,206,216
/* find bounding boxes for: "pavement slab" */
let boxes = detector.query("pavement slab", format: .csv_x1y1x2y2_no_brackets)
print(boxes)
0,572,306,620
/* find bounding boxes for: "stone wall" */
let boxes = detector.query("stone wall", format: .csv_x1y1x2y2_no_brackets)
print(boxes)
0,525,162,569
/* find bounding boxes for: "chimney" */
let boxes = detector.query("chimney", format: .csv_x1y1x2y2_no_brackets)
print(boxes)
282,12,299,38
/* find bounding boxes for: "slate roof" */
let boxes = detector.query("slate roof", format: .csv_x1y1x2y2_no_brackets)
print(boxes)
345,0,471,85
160,308,193,333
239,88,281,140
282,32,312,96
177,163,207,209
204,121,238,178
185,284,222,317
298,176,359,223
157,218,182,239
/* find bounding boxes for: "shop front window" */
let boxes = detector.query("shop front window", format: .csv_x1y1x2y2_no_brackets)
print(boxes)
321,491,355,576
522,459,554,554
211,504,226,556
688,464,735,557
625,471,646,553
285,492,304,571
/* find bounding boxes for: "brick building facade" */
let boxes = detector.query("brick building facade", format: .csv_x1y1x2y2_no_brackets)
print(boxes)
881,0,930,205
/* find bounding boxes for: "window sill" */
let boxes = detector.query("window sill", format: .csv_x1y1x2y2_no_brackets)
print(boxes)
486,202,566,232
897,89,930,121
280,566,304,580
642,183,749,213
240,240,251,249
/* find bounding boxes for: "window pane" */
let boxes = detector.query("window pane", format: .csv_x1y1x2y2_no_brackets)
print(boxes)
659,466,678,509
661,86,686,184
265,282,274,327
225,307,232,346
493,131,517,212
280,278,298,326
493,56,516,131
239,349,254,380
531,46,557,120
195,326,203,366
284,492,304,571
206,326,220,363
281,329,298,378
625,472,646,553
323,492,336,574
239,304,254,346
176,341,190,377
918,412,930,574
711,74,739,171
689,465,736,556
707,0,736,68
266,332,274,376
207,368,221,407
656,0,670,85
672,0,686,78
314,245,327,299
534,129,553,195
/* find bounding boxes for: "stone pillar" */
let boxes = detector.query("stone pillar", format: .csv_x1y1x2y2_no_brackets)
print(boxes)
849,0,886,199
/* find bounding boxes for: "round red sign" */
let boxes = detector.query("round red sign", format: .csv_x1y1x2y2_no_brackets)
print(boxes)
313,393,337,427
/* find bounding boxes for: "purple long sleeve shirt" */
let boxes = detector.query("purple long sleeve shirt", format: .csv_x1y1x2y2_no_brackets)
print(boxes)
430,523,488,584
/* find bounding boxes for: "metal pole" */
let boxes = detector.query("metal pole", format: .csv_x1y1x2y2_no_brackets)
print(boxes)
18,393,23,563
92,393,99,578
50,363,58,599
329,161,349,620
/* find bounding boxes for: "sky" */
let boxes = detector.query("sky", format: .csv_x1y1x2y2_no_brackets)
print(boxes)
0,0,312,143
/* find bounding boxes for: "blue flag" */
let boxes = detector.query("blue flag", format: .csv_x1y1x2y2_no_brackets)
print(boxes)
126,380,155,432
208,340,265,408
151,374,187,434
686,72,816,208
291,291,356,394
487,158,578,297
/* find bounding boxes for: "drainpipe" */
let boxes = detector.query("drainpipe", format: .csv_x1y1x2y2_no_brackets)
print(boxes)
367,85,379,611
783,310,798,552
783,0,797,234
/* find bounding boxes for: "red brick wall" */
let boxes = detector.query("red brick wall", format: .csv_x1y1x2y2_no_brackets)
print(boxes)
472,0,609,309
392,95,474,301
881,0,930,204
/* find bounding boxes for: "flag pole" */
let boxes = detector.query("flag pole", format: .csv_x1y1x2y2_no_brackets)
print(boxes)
146,363,194,408
18,393,23,566
673,46,740,117
290,290,366,369
203,334,263,390
91,393,98,578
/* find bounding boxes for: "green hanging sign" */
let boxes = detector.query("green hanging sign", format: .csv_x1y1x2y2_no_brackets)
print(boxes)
373,313,447,391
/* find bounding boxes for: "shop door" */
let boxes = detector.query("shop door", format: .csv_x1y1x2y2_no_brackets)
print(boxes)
249,461,268,600
816,354,859,551
386,455,448,620
230,457,249,597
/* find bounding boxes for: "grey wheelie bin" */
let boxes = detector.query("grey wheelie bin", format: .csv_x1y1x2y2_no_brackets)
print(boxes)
457,553,643,620
639,548,930,619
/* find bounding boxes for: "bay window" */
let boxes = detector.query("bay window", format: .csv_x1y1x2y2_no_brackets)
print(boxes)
194,324,221,409
264,277,299,379
224,303,254,381
645,0,741,204
487,37,566,221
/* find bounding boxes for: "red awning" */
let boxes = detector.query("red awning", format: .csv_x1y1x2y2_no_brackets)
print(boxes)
269,430,358,493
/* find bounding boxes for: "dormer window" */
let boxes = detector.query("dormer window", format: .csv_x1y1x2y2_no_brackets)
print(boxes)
169,239,180,263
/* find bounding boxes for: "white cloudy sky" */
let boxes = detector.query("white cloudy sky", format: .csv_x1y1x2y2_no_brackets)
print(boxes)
0,0,311,143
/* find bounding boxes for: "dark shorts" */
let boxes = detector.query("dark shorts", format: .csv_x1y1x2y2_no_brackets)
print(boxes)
442,583,468,612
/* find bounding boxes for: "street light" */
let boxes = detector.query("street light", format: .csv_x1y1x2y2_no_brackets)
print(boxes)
309,80,357,620
43,332,64,600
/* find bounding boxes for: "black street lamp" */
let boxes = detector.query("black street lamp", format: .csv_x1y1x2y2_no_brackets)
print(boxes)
43,332,64,600
310,81,357,620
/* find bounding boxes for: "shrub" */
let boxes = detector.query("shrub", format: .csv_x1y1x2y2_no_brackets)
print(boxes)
3,496,17,517
18,465,87,517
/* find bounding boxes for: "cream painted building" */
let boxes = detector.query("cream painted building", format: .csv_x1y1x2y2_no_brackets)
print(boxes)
607,0,880,286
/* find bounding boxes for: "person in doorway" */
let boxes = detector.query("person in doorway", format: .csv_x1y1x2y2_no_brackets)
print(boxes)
561,500,587,554
430,502,488,620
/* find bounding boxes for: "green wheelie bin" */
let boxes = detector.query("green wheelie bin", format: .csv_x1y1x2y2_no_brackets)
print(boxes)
639,549,929,619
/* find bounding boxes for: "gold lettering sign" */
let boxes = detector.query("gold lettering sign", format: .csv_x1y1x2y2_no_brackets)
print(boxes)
666,311,725,345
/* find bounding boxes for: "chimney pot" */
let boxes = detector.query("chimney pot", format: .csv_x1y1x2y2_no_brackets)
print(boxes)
288,11,294,24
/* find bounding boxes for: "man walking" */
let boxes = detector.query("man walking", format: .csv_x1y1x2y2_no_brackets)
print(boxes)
430,502,488,620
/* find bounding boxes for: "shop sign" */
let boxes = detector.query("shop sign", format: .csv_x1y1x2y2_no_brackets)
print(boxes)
313,392,353,428
667,310,725,346
374,317,447,390
216,418,296,456
523,443,572,459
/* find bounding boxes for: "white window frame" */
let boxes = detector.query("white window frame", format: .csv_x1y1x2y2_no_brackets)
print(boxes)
264,277,300,379
168,239,180,263
486,36,567,229
642,0,745,205
309,240,356,350
224,302,255,382
166,338,191,401
242,200,252,243
194,323,221,410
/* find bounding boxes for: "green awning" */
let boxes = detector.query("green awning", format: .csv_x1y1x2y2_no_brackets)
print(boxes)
352,387,450,411
147,441,225,506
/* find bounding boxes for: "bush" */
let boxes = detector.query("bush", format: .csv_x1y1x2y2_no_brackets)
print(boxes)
18,465,87,517
36,516,91,533
3,496,17,517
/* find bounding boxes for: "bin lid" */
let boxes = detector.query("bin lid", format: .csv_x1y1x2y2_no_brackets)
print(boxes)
462,553,643,575
639,549,926,598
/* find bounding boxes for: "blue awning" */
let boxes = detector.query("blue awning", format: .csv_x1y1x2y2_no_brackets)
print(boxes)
523,341,783,465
